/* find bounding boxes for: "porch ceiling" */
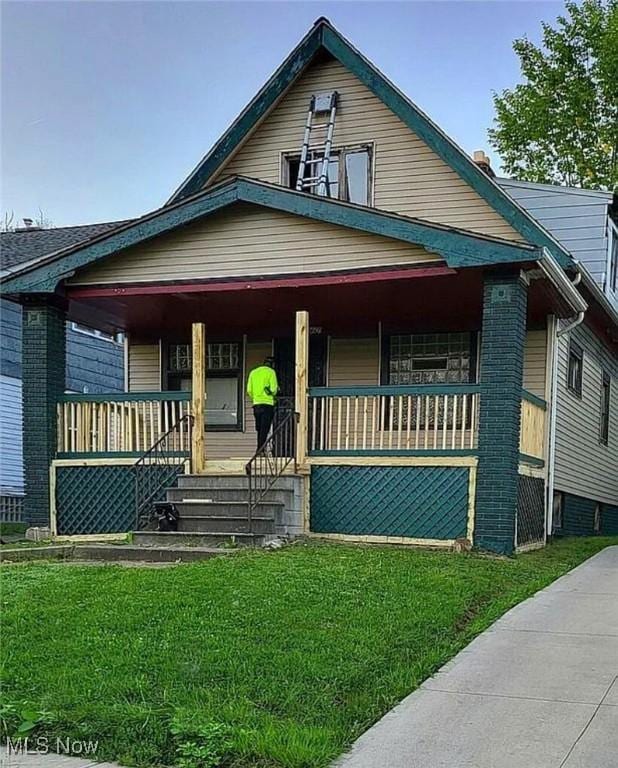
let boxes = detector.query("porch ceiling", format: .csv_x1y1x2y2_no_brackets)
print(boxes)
67,266,558,340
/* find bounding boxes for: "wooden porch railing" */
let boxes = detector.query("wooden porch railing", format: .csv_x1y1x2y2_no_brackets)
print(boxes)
308,385,481,453
57,392,192,455
519,390,547,462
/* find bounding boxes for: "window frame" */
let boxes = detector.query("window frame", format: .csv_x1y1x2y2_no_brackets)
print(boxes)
552,491,564,532
70,322,123,345
600,370,611,446
162,340,244,432
281,142,374,206
594,503,601,534
566,339,583,398
607,216,618,296
380,331,477,430
381,331,478,388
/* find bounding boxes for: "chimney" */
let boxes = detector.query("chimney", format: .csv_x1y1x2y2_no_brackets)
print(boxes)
473,150,495,178
14,217,43,232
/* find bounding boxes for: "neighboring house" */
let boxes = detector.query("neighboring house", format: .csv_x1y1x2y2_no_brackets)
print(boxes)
0,223,125,519
497,179,617,309
495,179,618,538
1,18,616,554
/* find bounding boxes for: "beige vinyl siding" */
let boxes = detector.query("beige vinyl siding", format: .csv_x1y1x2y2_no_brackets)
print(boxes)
523,329,547,399
554,322,618,505
128,344,160,391
68,204,440,286
328,337,379,386
216,59,521,241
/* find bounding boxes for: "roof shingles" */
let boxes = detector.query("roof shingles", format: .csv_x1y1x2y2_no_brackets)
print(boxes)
0,221,128,272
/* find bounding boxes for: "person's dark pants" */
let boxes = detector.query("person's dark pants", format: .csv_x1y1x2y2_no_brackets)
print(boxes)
253,404,274,449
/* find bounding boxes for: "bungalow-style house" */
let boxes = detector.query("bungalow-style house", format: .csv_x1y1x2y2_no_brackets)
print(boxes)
1,18,616,555
0,223,125,521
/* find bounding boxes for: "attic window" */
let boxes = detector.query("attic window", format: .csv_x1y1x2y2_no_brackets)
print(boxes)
284,145,372,205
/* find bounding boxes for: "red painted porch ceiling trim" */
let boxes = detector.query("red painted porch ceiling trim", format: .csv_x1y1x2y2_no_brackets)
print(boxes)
67,266,457,298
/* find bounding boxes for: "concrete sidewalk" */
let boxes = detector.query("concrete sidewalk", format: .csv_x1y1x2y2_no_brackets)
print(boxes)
337,545,618,768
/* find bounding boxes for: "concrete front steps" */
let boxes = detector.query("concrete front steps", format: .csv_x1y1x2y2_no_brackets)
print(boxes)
72,543,234,563
34,474,298,565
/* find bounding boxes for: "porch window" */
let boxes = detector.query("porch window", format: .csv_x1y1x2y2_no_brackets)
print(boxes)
284,145,372,205
165,342,242,430
567,340,583,398
385,332,474,385
381,332,474,430
600,371,611,445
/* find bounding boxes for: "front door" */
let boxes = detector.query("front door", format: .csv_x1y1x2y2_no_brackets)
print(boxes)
273,334,327,455
273,333,327,405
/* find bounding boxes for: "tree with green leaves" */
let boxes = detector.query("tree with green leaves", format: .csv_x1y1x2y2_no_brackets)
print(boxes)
489,0,617,190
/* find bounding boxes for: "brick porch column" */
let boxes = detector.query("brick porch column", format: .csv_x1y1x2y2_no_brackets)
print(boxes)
22,298,66,526
474,272,528,555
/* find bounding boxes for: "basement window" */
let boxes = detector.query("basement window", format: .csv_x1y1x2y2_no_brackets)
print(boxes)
552,492,563,532
567,340,583,398
284,145,372,205
594,503,601,533
600,371,611,445
165,342,242,430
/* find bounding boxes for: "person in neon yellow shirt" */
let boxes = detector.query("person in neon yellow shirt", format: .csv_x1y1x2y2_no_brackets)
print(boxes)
246,356,279,449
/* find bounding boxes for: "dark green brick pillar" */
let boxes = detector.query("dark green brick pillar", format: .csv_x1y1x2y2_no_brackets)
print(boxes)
22,298,66,527
474,272,528,555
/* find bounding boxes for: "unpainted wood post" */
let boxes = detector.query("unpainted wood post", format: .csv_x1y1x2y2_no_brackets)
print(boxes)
191,322,206,474
295,310,309,470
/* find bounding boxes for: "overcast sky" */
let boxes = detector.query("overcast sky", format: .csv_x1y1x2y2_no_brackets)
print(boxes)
1,0,565,228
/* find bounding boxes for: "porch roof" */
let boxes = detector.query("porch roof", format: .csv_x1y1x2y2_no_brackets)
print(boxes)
0,176,542,296
63,263,579,340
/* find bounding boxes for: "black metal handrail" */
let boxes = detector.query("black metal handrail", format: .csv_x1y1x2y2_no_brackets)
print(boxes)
134,414,194,530
245,408,298,530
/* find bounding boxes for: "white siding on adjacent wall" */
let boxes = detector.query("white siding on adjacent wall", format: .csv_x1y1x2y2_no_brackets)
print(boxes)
216,59,521,241
0,375,24,494
554,322,618,505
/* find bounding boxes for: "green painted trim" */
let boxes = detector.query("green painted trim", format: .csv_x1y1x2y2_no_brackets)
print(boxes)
310,449,478,457
238,179,538,267
56,451,190,459
521,389,547,410
1,184,238,294
309,384,481,397
57,391,191,403
1,178,539,295
321,26,571,269
168,19,572,269
169,25,322,202
519,453,545,468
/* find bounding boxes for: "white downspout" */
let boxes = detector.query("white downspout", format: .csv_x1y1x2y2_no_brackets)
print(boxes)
545,262,586,536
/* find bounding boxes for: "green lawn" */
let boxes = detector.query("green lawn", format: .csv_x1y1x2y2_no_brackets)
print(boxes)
1,538,614,768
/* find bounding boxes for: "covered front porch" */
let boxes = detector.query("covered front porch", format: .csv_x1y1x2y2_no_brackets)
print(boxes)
44,265,551,552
